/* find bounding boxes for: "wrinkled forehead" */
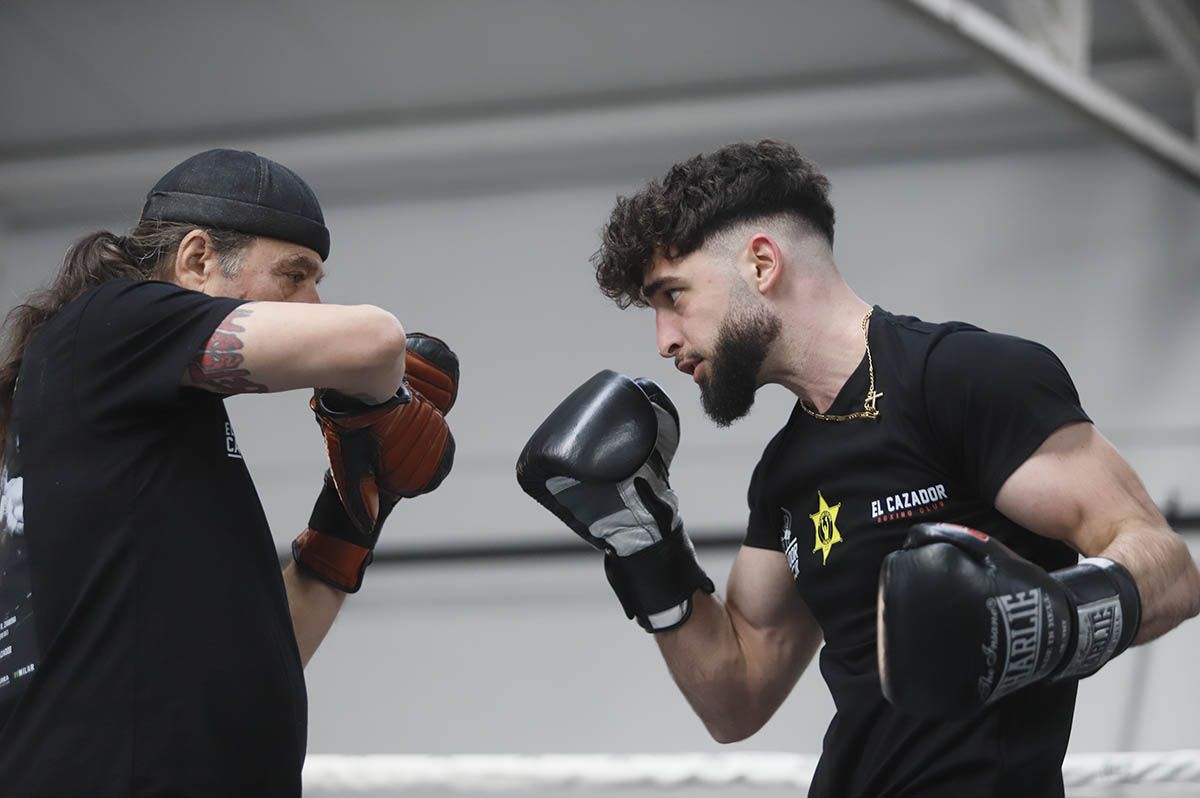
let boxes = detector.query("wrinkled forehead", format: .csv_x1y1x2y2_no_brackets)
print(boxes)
244,236,326,279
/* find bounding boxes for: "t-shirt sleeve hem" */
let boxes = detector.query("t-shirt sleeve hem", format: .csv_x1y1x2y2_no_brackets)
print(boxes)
73,281,250,427
980,412,1092,503
741,536,783,552
165,298,250,402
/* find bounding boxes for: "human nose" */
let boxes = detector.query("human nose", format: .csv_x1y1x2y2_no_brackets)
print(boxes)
655,310,683,359
299,283,321,304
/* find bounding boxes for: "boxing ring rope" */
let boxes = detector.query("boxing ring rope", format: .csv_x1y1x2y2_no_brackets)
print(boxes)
303,750,1200,792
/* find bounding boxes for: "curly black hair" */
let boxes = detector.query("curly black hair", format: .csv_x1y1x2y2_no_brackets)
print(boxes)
592,140,835,308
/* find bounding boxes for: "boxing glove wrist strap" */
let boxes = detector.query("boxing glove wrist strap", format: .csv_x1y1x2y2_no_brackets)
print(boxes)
1051,556,1142,681
292,530,373,593
602,527,715,633
317,384,412,417
292,477,373,593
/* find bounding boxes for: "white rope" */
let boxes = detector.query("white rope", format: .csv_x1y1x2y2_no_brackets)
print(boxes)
303,750,1200,792
1063,750,1200,787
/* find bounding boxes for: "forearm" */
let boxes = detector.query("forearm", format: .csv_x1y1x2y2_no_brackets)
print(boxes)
1098,522,1200,644
655,590,794,743
283,561,347,667
994,425,1200,647
187,303,407,403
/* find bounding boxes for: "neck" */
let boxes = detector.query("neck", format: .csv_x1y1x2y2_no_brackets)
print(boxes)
767,280,871,413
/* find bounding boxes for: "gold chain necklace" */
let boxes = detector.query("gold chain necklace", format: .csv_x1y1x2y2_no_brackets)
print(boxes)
799,310,882,422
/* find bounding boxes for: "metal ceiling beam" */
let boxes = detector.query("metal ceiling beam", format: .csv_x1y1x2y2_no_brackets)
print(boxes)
1005,0,1091,71
889,0,1200,190
1133,0,1200,85
1132,0,1200,138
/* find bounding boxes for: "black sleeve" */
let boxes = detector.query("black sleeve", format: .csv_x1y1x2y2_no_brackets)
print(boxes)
743,435,783,552
923,330,1091,502
74,279,247,424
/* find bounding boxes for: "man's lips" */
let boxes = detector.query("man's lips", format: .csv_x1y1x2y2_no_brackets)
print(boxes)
676,357,705,382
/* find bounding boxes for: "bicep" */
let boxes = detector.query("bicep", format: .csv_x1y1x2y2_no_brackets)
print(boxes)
994,422,1164,555
725,545,823,688
184,302,407,397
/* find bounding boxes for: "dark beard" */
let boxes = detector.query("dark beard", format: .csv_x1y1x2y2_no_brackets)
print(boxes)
698,301,781,426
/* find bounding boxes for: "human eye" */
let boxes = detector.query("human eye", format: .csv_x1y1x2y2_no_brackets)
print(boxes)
666,288,682,305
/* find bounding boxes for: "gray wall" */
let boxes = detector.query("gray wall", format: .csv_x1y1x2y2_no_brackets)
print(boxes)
2,139,1198,761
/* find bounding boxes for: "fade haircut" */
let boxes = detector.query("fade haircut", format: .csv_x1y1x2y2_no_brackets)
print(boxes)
592,140,835,308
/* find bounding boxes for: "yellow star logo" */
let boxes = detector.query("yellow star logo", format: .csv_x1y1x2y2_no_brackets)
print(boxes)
809,491,843,565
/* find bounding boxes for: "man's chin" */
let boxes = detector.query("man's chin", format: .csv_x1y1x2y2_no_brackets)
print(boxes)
699,382,757,427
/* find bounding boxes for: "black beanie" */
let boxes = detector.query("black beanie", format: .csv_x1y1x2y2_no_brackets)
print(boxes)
140,149,330,260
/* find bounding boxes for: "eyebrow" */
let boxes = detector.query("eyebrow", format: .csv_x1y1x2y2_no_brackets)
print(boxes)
275,254,325,282
641,277,676,303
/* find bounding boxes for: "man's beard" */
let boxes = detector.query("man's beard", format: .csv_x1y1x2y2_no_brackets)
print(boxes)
698,299,781,427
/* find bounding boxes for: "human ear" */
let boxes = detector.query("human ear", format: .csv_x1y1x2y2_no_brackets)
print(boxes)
746,234,783,295
172,230,217,291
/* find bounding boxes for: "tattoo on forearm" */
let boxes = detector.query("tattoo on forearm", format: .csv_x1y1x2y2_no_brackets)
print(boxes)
189,308,269,393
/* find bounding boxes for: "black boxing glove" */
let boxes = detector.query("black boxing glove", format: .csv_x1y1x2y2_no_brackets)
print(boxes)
878,522,1141,718
516,370,714,632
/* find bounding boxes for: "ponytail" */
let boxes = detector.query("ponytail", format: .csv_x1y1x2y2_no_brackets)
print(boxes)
0,221,251,451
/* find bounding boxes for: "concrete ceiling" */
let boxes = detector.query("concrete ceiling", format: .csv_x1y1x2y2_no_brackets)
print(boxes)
0,0,1179,155
0,1,1192,223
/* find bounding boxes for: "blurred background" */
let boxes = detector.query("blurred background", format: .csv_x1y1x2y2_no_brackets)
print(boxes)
2,0,1198,792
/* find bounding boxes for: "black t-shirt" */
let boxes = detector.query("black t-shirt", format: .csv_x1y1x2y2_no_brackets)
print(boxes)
0,279,307,797
745,308,1090,798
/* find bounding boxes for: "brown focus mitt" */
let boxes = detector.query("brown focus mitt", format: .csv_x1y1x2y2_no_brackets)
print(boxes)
291,333,458,591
